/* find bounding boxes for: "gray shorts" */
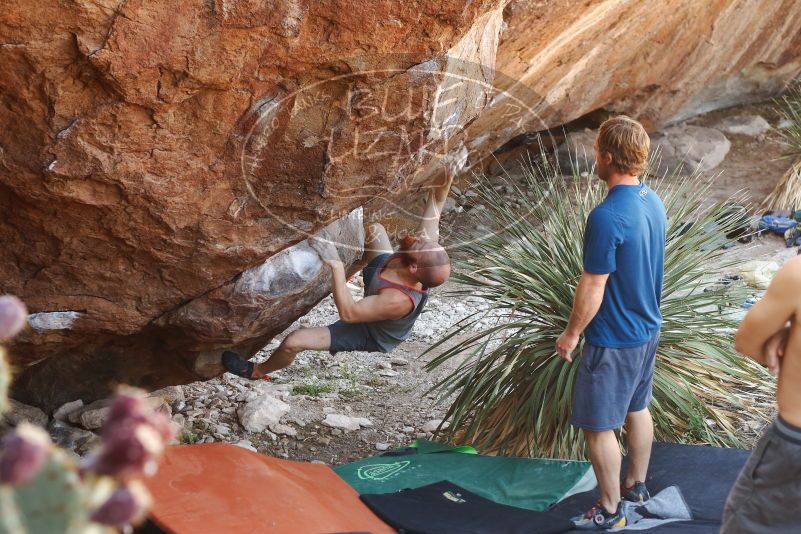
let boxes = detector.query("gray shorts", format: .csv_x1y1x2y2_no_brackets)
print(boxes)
327,320,384,355
570,334,659,431
721,417,801,533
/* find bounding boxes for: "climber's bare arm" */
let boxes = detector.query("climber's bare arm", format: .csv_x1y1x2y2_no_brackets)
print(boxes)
735,257,801,366
309,236,411,323
419,151,467,242
418,171,453,242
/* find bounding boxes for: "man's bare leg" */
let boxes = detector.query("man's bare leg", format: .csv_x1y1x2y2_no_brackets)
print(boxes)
584,429,622,513
623,408,653,487
253,327,331,376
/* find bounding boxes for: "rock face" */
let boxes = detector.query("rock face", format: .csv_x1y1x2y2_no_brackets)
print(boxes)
2,0,801,407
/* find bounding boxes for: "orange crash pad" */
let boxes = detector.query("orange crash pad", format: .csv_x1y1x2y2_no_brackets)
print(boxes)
145,443,394,534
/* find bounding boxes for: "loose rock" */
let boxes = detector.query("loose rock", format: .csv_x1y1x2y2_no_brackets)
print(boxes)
270,423,297,436
5,399,49,427
53,399,84,422
237,395,290,433
80,406,111,430
322,413,371,432
715,115,771,137
234,440,257,452
148,385,185,407
422,419,450,433
651,125,730,174
48,420,99,455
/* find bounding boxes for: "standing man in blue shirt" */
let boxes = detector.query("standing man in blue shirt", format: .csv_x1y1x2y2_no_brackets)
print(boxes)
556,116,667,530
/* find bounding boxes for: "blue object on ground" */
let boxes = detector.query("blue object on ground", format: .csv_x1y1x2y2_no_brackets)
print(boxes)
759,215,797,235
742,296,758,309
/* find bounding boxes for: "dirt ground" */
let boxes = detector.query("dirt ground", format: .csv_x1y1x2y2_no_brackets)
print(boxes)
178,100,797,466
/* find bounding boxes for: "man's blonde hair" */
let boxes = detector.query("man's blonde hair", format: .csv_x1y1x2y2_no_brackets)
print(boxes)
596,116,650,176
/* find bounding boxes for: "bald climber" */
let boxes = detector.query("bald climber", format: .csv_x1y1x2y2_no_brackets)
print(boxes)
222,171,453,380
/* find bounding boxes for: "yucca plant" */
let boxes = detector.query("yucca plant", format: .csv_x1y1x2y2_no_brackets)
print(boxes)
426,153,775,459
762,82,801,210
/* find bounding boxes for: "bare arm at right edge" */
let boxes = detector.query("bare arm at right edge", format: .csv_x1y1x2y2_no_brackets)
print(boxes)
735,256,801,367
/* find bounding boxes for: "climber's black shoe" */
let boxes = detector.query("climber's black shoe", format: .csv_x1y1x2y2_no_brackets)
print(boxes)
222,350,255,379
574,501,626,530
622,481,650,504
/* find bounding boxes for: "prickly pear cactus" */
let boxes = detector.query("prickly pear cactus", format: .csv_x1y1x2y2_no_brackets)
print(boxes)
0,348,9,415
0,295,169,532
0,450,91,534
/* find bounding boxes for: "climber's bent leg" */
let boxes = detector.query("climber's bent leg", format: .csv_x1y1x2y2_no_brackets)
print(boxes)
254,327,331,376
362,223,393,265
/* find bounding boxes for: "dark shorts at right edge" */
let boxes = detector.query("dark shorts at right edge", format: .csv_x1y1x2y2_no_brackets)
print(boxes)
570,333,659,431
721,417,801,533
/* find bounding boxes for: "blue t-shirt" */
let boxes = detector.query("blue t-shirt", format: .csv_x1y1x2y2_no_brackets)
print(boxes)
583,182,666,348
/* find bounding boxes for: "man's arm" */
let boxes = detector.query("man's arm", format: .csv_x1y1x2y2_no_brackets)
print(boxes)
734,257,801,365
310,236,413,323
418,171,453,242
556,272,609,362
326,260,412,323
419,150,466,242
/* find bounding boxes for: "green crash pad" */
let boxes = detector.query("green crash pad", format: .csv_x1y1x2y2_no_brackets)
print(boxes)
334,441,595,512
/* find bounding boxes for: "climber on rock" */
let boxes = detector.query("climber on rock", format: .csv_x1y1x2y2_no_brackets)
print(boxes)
222,165,455,380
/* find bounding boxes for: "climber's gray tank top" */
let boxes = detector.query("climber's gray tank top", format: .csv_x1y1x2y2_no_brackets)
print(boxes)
365,253,428,352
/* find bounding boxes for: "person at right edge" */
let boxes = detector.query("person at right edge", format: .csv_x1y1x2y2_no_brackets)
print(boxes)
556,116,667,530
721,256,801,533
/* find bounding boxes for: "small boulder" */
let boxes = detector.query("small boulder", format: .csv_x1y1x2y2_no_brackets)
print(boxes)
375,442,391,451
390,357,409,366
48,420,99,455
5,399,49,427
148,386,185,407
270,423,297,436
651,125,730,175
53,399,84,422
715,115,771,137
234,440,257,452
377,369,398,377
80,406,111,430
237,395,290,433
172,413,186,430
353,417,373,428
321,413,371,432
421,419,450,433
68,399,111,425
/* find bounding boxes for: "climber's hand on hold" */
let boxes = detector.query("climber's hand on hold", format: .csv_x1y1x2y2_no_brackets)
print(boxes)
309,236,342,268
445,144,468,175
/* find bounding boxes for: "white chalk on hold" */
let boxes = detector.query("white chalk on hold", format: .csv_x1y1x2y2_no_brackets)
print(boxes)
28,311,83,331
289,245,323,280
